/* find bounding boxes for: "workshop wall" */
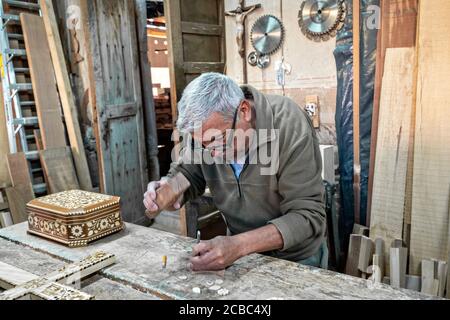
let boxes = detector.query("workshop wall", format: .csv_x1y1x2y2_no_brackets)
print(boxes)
225,0,338,145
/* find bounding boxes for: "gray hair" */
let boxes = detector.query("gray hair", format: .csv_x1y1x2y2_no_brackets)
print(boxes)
176,73,244,132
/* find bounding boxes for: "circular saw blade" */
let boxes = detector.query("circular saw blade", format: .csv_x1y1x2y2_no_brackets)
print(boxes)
298,0,346,41
250,15,284,55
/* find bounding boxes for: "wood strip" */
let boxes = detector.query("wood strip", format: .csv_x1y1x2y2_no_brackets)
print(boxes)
367,0,418,225
390,247,407,288
20,13,67,150
409,0,450,275
0,78,11,187
352,0,361,225
39,147,80,194
421,260,439,296
40,0,93,191
369,48,415,273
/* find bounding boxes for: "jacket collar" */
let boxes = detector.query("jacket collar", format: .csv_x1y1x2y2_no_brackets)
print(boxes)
240,85,277,146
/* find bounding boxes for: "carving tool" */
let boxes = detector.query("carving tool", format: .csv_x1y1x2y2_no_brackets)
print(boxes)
162,255,167,269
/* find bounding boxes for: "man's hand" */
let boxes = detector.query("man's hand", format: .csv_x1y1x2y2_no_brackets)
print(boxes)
143,179,182,219
189,236,245,271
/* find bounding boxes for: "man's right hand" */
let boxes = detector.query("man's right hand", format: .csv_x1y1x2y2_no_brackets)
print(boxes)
143,179,182,219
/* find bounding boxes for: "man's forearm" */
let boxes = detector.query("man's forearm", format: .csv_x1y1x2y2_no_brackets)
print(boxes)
234,224,284,257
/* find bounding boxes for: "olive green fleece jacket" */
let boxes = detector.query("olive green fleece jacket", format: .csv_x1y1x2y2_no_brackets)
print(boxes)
167,85,326,262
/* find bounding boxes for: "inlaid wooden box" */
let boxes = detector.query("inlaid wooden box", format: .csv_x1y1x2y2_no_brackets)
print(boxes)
26,190,124,247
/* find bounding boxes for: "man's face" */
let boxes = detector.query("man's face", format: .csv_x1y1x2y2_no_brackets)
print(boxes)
192,100,255,161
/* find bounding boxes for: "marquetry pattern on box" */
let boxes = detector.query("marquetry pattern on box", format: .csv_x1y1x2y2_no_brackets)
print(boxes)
26,190,124,247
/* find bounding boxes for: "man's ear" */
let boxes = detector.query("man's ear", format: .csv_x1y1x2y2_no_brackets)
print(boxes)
240,100,253,122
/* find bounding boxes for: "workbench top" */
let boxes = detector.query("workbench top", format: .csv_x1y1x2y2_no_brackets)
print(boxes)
0,223,436,300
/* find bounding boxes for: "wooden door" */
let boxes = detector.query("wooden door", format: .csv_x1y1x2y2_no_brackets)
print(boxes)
165,0,226,235
85,0,148,225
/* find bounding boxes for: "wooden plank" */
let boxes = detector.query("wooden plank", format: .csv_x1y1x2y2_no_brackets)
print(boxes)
367,0,418,225
390,247,407,288
0,222,437,300
409,0,450,275
346,234,362,277
5,187,28,224
39,147,80,194
369,48,415,274
20,13,67,150
7,153,34,202
40,0,92,191
352,0,361,225
0,78,12,187
134,0,160,182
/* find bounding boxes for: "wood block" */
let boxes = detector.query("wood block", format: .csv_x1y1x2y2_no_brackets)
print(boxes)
40,147,80,194
358,236,374,274
421,260,439,296
390,247,408,288
405,275,421,292
345,234,362,277
5,187,28,224
353,224,369,237
20,13,67,150
145,172,191,219
0,211,13,228
305,95,320,129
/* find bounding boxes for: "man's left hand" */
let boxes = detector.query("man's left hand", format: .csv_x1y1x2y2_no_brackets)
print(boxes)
189,236,245,271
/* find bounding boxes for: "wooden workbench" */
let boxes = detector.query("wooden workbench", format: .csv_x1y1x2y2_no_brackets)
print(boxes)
0,223,437,300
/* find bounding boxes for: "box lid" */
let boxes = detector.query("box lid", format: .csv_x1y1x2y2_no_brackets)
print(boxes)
27,190,120,216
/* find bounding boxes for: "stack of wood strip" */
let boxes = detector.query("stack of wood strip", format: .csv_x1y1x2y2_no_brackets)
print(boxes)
365,0,450,298
154,91,173,129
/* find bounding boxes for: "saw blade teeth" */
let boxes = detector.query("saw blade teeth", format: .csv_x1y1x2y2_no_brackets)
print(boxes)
250,14,285,56
298,0,347,42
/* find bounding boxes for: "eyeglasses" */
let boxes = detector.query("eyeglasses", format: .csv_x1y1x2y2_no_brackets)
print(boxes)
197,106,240,153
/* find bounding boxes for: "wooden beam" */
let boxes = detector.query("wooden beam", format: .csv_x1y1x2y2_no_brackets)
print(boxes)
20,13,67,150
39,147,80,194
39,0,93,191
352,0,361,225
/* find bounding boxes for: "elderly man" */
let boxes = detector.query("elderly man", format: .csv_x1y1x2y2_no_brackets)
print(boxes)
144,73,327,271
